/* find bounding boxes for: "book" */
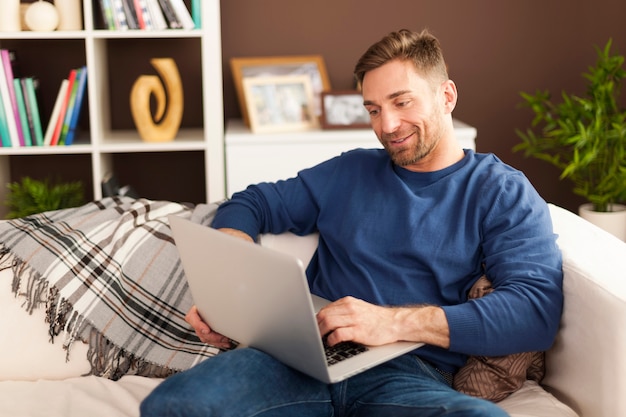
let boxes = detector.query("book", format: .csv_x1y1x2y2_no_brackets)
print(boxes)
0,89,10,147
157,0,181,29
112,0,129,30
13,78,32,146
0,50,19,147
53,68,78,146
98,0,116,29
21,77,44,146
43,79,69,146
122,0,139,29
191,0,200,29
146,0,168,30
132,0,146,29
168,0,195,30
134,0,153,29
1,49,25,146
58,67,82,145
64,66,88,146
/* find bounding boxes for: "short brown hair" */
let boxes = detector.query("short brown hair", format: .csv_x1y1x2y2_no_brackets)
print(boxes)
354,29,449,87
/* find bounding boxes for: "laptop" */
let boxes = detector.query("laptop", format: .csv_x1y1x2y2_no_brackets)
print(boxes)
169,215,423,384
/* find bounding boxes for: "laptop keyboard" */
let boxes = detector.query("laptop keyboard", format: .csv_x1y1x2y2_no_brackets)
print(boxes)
324,340,369,366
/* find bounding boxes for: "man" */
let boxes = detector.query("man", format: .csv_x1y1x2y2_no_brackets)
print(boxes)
141,29,563,417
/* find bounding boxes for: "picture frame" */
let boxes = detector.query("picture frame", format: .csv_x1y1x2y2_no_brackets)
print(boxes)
320,90,371,129
243,74,319,134
231,55,331,126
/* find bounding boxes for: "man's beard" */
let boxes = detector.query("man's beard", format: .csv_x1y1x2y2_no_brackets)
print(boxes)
382,119,443,167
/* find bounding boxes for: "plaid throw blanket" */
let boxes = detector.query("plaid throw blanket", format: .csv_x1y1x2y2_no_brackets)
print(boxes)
0,197,225,380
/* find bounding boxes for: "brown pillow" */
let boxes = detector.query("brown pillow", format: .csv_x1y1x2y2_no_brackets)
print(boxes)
453,276,545,402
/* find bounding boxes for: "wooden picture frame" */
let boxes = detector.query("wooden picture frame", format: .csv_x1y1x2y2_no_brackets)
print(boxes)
231,55,331,126
320,90,371,129
243,75,319,134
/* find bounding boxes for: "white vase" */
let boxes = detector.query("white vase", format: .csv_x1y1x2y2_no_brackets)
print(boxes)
0,0,21,32
578,203,626,242
54,0,82,30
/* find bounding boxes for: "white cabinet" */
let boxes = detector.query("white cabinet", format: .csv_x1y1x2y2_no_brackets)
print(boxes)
225,119,477,196
0,0,224,217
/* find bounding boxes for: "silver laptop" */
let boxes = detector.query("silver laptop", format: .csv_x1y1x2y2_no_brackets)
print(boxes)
169,215,423,384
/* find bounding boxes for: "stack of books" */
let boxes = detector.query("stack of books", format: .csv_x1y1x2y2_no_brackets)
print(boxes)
0,49,88,148
98,0,201,30
43,66,88,147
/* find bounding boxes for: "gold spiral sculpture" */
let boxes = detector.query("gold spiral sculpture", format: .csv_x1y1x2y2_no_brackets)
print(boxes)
130,58,183,142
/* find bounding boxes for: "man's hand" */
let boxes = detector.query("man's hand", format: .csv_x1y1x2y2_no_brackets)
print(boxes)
185,305,233,349
316,296,450,349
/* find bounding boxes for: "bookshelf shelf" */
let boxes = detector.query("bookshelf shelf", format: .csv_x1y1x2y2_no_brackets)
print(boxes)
0,1,225,218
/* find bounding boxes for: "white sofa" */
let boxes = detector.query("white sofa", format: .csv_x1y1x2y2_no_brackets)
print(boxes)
0,204,624,417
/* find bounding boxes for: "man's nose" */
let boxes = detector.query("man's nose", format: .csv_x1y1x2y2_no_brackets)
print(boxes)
380,109,401,134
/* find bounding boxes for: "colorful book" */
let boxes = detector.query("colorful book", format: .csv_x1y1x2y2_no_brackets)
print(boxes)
43,79,69,146
168,0,195,30
22,77,44,146
13,78,32,146
132,0,145,29
134,0,153,29
0,51,19,147
191,0,201,29
98,0,116,29
58,67,82,145
0,91,10,147
1,49,25,146
51,68,77,146
64,66,88,146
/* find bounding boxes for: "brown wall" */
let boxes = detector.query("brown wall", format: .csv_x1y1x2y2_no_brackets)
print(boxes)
220,0,626,212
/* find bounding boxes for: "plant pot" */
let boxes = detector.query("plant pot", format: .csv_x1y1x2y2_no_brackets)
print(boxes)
578,203,626,242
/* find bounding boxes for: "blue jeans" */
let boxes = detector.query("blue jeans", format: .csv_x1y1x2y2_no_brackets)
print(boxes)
140,348,509,417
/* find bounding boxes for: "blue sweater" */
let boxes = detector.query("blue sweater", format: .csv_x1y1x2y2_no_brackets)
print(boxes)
212,149,563,372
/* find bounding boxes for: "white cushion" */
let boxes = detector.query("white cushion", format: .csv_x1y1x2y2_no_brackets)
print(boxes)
0,375,162,417
499,381,578,417
0,268,90,381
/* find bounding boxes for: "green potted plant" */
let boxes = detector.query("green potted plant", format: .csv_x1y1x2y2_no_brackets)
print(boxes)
514,39,626,240
4,177,85,219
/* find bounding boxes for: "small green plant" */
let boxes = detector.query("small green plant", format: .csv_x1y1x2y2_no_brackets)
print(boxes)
514,39,626,212
5,177,85,219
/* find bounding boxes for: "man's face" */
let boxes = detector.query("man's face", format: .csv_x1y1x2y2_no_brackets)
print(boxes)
362,59,453,172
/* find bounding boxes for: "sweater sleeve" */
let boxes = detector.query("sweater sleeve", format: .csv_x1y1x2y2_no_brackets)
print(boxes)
442,173,563,356
211,157,340,238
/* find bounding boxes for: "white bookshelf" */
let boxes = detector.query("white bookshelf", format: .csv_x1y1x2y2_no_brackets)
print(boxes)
0,0,225,218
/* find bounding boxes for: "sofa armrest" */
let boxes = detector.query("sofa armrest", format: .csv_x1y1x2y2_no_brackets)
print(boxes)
545,204,626,417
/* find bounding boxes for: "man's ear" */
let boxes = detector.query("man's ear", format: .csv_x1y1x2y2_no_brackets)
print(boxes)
441,79,458,114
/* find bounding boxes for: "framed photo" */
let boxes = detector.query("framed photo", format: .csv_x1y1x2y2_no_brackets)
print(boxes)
320,90,371,129
231,55,331,126
243,74,319,134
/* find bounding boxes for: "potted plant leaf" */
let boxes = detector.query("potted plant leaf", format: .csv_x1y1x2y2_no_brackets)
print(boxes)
514,39,626,241
4,177,85,219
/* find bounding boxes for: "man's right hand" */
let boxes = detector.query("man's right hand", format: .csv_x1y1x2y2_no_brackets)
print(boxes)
185,305,233,349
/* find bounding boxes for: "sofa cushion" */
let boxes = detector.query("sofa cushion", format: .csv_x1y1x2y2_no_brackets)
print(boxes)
500,381,578,417
0,267,90,380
